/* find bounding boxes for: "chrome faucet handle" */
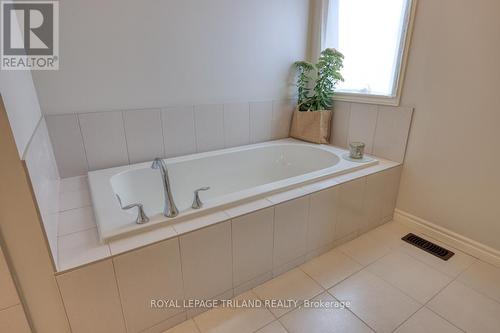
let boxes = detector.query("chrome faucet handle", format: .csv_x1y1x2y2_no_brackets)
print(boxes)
116,194,150,224
192,187,210,209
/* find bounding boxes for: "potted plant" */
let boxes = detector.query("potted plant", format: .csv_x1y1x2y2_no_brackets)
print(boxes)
290,48,344,144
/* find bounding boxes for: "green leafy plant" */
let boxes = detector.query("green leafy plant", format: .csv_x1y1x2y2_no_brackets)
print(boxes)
294,48,344,111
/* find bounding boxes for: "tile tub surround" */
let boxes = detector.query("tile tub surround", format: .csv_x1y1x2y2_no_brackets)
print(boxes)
58,219,500,333
24,118,61,266
331,101,414,163
45,99,296,178
55,162,401,332
45,100,413,178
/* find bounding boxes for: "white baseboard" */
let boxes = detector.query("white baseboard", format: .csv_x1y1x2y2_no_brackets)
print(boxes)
394,209,500,268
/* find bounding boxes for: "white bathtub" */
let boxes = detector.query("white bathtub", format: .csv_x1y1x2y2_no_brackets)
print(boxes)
88,139,378,241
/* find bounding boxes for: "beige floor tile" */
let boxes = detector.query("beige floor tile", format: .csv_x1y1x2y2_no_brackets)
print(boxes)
0,305,31,333
253,268,323,317
332,222,412,267
367,251,451,303
279,292,373,333
375,221,414,238
144,312,187,333
255,321,288,333
329,270,420,333
400,237,475,278
458,260,500,303
193,291,274,333
394,307,463,333
300,249,362,289
427,281,500,333
164,319,200,333
187,289,234,319
338,227,403,266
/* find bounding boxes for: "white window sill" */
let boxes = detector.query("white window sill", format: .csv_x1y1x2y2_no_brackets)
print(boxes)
333,92,401,107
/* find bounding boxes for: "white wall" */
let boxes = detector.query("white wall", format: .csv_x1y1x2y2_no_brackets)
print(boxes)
398,0,500,251
0,70,42,157
0,12,42,157
33,0,310,115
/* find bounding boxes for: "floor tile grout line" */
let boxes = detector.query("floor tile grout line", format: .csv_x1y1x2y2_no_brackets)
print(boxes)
298,260,364,292
389,304,425,333
452,278,500,307
138,312,186,333
363,257,451,306
388,275,465,333
322,226,465,332
452,262,500,307
340,233,466,306
326,290,377,332
176,224,485,333
423,306,466,333
180,223,492,333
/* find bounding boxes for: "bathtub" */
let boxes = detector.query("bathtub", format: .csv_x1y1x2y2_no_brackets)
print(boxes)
88,139,378,241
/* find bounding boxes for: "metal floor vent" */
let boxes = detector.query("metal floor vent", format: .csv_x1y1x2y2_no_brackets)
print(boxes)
401,233,455,261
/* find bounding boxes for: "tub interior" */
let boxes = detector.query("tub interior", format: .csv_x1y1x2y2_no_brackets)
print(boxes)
110,144,341,216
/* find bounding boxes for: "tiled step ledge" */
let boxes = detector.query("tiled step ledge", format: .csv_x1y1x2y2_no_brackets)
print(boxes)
56,157,400,273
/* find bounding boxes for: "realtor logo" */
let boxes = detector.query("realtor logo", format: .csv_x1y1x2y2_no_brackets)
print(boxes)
1,1,59,70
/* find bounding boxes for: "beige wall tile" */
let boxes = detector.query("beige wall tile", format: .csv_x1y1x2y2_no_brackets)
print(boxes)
113,238,184,333
123,109,164,164
0,247,20,310
162,106,197,158
223,103,250,148
194,104,225,153
373,106,413,163
57,260,126,333
273,197,309,269
347,103,378,153
232,208,274,287
180,222,233,300
336,178,367,239
331,101,351,148
78,111,129,170
307,187,338,252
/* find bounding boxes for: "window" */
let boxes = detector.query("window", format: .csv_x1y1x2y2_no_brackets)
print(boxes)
323,0,415,105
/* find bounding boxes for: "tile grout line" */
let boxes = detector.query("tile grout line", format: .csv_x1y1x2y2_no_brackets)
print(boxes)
222,104,227,148
452,262,500,307
58,224,96,238
159,108,167,158
390,275,462,333
110,259,130,332
423,306,466,333
53,275,74,333
323,226,456,332
58,203,92,213
120,111,131,165
75,112,91,172
192,105,199,153
138,312,187,333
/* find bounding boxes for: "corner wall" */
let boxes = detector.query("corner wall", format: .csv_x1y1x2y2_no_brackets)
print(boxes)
0,97,70,332
397,0,500,251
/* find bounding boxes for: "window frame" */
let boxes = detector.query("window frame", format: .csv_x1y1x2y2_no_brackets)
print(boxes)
324,0,418,106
